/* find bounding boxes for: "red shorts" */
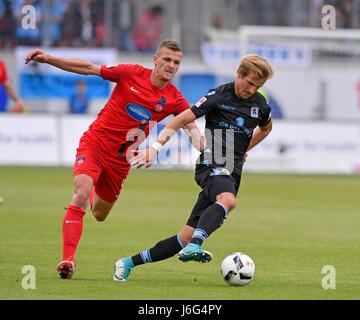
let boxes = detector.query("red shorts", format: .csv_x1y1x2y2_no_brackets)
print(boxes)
73,140,131,203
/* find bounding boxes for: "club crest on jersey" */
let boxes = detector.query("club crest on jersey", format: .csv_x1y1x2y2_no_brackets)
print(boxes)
126,104,152,123
195,97,207,108
154,96,166,112
76,156,86,166
251,107,259,118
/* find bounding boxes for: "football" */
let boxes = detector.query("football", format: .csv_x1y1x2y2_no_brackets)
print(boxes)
220,252,255,286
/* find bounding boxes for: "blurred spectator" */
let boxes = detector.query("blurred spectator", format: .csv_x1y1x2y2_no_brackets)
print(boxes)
69,80,89,114
61,0,98,47
0,59,25,113
95,15,105,47
335,0,354,28
205,15,223,41
113,0,135,51
132,5,164,53
93,0,105,47
13,0,42,46
79,0,94,46
205,15,237,42
41,0,67,47
0,0,15,48
79,0,97,46
61,0,80,46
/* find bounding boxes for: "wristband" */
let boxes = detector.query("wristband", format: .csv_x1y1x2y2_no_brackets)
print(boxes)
151,141,163,152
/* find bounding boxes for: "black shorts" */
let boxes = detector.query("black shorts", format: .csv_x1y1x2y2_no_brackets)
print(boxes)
186,165,242,228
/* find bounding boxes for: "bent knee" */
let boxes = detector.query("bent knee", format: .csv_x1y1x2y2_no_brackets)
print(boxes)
217,194,236,212
92,210,109,222
93,214,106,222
225,199,236,211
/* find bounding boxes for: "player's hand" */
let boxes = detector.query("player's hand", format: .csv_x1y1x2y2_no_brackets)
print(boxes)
25,49,48,64
9,99,26,113
130,148,157,169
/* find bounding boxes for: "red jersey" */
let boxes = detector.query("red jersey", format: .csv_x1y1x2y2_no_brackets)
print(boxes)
0,60,8,84
81,64,189,156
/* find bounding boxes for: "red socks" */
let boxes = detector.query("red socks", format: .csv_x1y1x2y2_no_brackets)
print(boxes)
62,205,85,262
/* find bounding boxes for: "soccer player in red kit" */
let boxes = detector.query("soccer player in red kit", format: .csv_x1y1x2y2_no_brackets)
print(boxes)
25,40,204,279
0,59,25,112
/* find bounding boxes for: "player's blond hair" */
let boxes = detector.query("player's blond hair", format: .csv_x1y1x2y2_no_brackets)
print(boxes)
156,39,182,54
237,54,274,80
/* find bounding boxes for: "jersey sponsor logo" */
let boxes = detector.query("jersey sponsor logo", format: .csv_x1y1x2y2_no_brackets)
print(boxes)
221,104,236,111
210,167,231,176
219,117,253,136
195,96,207,108
207,90,216,96
154,96,166,112
251,107,259,118
105,64,118,68
126,104,152,123
130,86,141,94
236,116,244,127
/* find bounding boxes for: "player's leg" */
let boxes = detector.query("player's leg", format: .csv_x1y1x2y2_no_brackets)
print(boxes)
90,191,116,221
178,169,240,263
114,226,193,282
113,192,212,281
60,172,119,278
90,162,130,222
58,145,102,279
188,191,236,247
58,173,94,279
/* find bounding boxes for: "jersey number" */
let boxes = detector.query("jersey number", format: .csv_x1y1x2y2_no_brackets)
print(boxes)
118,123,147,155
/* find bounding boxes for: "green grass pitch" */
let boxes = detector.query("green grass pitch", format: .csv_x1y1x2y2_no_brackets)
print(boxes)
0,167,359,300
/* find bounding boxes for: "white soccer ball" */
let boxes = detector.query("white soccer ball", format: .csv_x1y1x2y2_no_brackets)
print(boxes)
220,252,255,286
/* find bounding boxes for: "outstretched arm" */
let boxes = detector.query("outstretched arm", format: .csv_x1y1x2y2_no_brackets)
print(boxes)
25,49,101,76
130,109,198,168
155,109,197,146
181,121,205,153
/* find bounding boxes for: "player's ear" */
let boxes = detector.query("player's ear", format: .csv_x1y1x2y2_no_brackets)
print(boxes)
152,54,159,65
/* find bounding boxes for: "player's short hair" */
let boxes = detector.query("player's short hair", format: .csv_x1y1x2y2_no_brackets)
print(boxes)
237,54,274,80
156,39,182,54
